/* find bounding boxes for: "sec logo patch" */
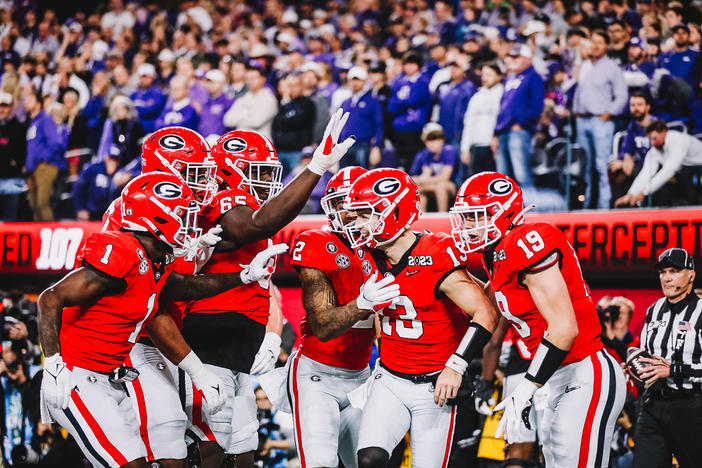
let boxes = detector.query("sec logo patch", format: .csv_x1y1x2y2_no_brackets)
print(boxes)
326,242,338,254
336,253,350,269
362,260,372,275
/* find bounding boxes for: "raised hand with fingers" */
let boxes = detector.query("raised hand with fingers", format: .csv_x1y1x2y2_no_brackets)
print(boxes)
307,109,356,175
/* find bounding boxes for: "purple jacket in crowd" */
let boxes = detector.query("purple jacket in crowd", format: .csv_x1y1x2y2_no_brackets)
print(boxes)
495,66,545,135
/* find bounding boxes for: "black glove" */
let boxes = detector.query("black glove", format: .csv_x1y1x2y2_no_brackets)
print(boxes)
473,377,495,415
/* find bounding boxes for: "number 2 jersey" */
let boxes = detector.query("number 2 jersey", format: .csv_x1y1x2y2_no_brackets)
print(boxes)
290,229,375,371
483,222,603,366
60,231,174,372
359,232,470,375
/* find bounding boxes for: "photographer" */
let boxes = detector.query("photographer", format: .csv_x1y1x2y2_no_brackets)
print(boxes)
600,296,636,362
255,386,295,468
1,291,40,365
0,340,41,465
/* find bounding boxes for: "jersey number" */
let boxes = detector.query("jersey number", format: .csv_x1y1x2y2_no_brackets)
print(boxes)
100,244,113,264
381,296,423,340
128,293,157,344
494,290,531,341
446,246,467,267
516,231,544,259
292,241,305,262
220,195,248,213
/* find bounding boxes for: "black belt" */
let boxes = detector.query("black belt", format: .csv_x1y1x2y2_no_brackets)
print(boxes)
576,113,600,118
380,362,440,384
647,386,701,401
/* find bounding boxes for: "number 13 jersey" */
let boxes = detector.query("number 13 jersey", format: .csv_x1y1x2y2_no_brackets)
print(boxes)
358,233,470,375
483,222,602,365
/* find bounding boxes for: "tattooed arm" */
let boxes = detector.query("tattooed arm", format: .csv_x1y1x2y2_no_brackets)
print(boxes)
161,272,246,302
37,267,120,355
300,266,369,342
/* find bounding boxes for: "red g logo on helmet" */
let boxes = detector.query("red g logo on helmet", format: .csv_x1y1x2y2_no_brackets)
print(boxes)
372,178,401,196
153,181,183,199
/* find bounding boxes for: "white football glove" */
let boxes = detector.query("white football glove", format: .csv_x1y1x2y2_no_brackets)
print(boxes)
356,271,400,312
178,351,225,415
195,224,223,269
41,354,73,409
493,379,539,442
307,109,356,175
250,332,282,375
240,243,289,285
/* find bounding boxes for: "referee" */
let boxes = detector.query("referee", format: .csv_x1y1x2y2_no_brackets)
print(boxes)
632,247,701,468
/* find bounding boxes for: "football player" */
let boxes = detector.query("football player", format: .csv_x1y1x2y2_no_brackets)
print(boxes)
37,173,284,468
181,110,356,468
101,127,229,468
342,168,499,468
450,172,626,467
288,166,400,468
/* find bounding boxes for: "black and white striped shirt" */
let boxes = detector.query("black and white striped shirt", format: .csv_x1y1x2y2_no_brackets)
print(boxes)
640,293,702,391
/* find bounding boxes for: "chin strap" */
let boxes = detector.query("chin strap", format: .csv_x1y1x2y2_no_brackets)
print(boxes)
510,204,536,229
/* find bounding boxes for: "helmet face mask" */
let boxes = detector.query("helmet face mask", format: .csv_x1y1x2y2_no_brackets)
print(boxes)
178,161,218,206
321,166,368,234
343,205,386,248
450,202,503,253
241,161,283,203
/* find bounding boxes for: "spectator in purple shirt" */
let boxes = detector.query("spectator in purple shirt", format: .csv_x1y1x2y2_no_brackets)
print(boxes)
494,44,545,190
609,91,655,202
198,69,233,139
410,123,458,212
24,90,65,221
155,75,199,131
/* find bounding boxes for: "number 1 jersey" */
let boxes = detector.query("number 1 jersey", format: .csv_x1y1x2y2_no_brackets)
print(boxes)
60,231,174,372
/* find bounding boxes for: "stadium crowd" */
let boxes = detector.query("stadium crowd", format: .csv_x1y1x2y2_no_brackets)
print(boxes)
0,0,701,222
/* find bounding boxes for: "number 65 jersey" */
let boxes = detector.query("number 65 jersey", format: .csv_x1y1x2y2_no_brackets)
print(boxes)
483,222,603,365
358,233,470,375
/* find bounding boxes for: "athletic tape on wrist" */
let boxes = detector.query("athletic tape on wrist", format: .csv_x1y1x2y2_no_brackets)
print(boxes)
525,338,568,385
454,322,492,364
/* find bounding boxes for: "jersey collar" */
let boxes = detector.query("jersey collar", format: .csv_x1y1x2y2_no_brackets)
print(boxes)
370,232,423,277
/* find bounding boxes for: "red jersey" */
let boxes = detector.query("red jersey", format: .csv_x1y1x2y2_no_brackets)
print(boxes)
101,196,194,332
101,197,122,231
185,188,272,325
60,231,174,372
484,222,603,366
290,229,374,370
359,233,470,375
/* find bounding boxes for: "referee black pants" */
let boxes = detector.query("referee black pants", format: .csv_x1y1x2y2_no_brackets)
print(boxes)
633,394,702,468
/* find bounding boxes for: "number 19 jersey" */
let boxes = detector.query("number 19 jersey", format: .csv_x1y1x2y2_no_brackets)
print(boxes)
484,222,603,365
359,233,470,375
